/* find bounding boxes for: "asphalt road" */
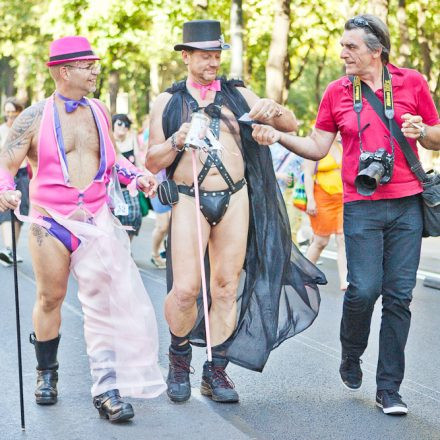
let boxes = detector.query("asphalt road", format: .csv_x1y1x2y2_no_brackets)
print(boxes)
0,217,439,440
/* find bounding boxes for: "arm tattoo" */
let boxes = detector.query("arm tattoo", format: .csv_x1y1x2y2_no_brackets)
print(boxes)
31,223,49,247
1,100,45,162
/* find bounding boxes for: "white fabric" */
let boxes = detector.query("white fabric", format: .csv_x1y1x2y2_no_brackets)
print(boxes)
48,205,166,398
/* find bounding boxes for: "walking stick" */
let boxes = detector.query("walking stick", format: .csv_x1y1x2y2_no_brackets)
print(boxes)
10,210,25,430
190,149,213,362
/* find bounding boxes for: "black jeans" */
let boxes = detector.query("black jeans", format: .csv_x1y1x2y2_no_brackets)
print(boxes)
340,195,423,391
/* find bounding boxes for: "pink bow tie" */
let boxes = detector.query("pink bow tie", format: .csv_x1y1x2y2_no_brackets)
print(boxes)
189,79,221,99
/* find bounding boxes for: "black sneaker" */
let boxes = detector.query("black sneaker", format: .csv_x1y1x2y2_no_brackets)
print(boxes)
339,354,362,390
200,359,239,403
376,390,408,415
166,345,193,403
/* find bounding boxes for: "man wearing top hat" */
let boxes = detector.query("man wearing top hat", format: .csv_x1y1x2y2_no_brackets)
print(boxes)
147,20,325,404
0,36,166,422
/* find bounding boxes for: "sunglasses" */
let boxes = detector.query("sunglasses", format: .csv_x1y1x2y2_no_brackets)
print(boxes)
348,18,378,38
115,120,130,128
65,63,102,74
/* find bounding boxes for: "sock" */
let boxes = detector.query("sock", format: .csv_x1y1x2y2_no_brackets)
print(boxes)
170,331,190,352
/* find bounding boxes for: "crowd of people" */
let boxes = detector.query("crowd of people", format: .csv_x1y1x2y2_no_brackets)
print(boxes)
0,13,439,425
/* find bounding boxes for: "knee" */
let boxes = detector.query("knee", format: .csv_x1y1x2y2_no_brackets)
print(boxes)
211,277,239,307
344,285,379,314
36,290,65,313
313,235,330,250
171,283,199,312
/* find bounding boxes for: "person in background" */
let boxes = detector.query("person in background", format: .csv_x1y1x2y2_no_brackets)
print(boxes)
149,169,171,269
270,141,303,245
112,114,142,240
0,97,28,265
303,137,347,290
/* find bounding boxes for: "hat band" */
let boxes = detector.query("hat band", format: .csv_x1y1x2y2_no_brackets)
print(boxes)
49,50,95,62
183,40,222,49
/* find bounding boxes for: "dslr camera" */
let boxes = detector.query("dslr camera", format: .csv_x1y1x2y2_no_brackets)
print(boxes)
355,148,394,196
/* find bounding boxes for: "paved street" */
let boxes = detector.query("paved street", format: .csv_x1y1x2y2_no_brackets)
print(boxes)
1,215,439,440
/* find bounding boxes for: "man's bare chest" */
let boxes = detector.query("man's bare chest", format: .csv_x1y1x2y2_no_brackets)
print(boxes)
60,114,100,155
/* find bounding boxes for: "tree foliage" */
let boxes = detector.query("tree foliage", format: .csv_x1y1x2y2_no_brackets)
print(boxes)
0,0,439,129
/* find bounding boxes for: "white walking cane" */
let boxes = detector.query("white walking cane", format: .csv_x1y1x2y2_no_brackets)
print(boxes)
186,113,213,362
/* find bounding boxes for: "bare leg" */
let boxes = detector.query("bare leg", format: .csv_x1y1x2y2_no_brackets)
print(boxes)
306,234,330,264
29,223,71,341
151,212,170,256
208,188,249,346
165,195,210,337
1,220,21,248
335,233,348,290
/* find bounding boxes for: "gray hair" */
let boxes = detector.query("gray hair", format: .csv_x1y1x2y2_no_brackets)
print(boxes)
345,14,391,64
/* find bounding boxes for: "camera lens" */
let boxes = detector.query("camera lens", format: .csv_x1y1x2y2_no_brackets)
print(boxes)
355,162,385,196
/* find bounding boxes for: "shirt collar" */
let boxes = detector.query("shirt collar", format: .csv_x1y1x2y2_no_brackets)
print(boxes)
341,63,403,88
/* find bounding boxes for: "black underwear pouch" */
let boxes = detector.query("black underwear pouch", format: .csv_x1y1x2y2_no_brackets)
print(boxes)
178,178,246,226
157,180,180,206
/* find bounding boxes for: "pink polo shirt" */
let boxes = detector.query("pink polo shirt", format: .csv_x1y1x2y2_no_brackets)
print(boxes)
315,63,440,203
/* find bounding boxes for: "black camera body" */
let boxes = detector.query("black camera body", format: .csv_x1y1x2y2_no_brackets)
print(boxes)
355,148,394,196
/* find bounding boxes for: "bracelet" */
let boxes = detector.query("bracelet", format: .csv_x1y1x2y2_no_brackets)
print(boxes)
418,125,427,140
170,133,184,152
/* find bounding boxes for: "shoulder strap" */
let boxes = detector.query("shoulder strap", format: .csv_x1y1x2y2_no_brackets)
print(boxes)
360,82,427,182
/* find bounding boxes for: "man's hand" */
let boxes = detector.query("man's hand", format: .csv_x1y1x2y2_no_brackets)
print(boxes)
0,190,22,212
173,123,192,149
251,124,281,145
137,175,158,198
401,113,425,139
248,98,282,122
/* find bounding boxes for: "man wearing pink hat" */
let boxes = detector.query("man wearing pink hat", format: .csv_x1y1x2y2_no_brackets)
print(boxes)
0,36,166,422
147,20,324,405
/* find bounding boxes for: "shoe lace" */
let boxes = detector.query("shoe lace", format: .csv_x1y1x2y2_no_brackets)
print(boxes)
385,389,402,401
211,366,235,389
168,353,194,382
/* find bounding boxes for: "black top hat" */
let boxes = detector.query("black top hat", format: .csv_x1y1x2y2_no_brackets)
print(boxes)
174,20,230,51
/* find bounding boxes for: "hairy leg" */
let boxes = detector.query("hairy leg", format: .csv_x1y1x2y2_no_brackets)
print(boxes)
29,223,71,341
165,195,210,337
306,233,330,263
208,188,249,346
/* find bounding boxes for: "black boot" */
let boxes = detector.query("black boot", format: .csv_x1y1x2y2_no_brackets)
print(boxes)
30,332,60,405
93,389,134,422
201,357,239,403
166,345,193,403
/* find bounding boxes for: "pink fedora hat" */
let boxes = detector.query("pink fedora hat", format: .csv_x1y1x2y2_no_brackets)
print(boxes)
47,36,100,66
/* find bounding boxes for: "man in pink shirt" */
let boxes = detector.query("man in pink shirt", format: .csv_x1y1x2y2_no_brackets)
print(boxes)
0,36,165,422
252,14,440,415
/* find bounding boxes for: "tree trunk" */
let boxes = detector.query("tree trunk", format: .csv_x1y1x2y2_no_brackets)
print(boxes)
265,0,291,103
315,40,329,106
418,8,432,82
149,61,161,110
396,0,410,66
108,70,119,115
369,0,389,23
230,0,243,79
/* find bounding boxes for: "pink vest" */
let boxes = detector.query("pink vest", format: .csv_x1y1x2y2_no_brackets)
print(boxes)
30,96,116,217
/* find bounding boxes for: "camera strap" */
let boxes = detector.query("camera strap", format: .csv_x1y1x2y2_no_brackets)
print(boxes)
353,69,428,183
352,66,396,158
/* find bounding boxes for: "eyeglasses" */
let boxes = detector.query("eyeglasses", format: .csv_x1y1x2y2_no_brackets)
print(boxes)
348,18,378,37
65,63,101,74
115,120,130,128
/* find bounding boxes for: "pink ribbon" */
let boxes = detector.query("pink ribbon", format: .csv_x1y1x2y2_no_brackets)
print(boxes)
189,79,221,100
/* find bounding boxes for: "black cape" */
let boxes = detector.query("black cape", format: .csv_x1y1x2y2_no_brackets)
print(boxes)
162,77,327,372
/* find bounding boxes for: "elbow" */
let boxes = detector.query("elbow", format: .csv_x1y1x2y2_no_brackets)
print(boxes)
145,152,159,174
